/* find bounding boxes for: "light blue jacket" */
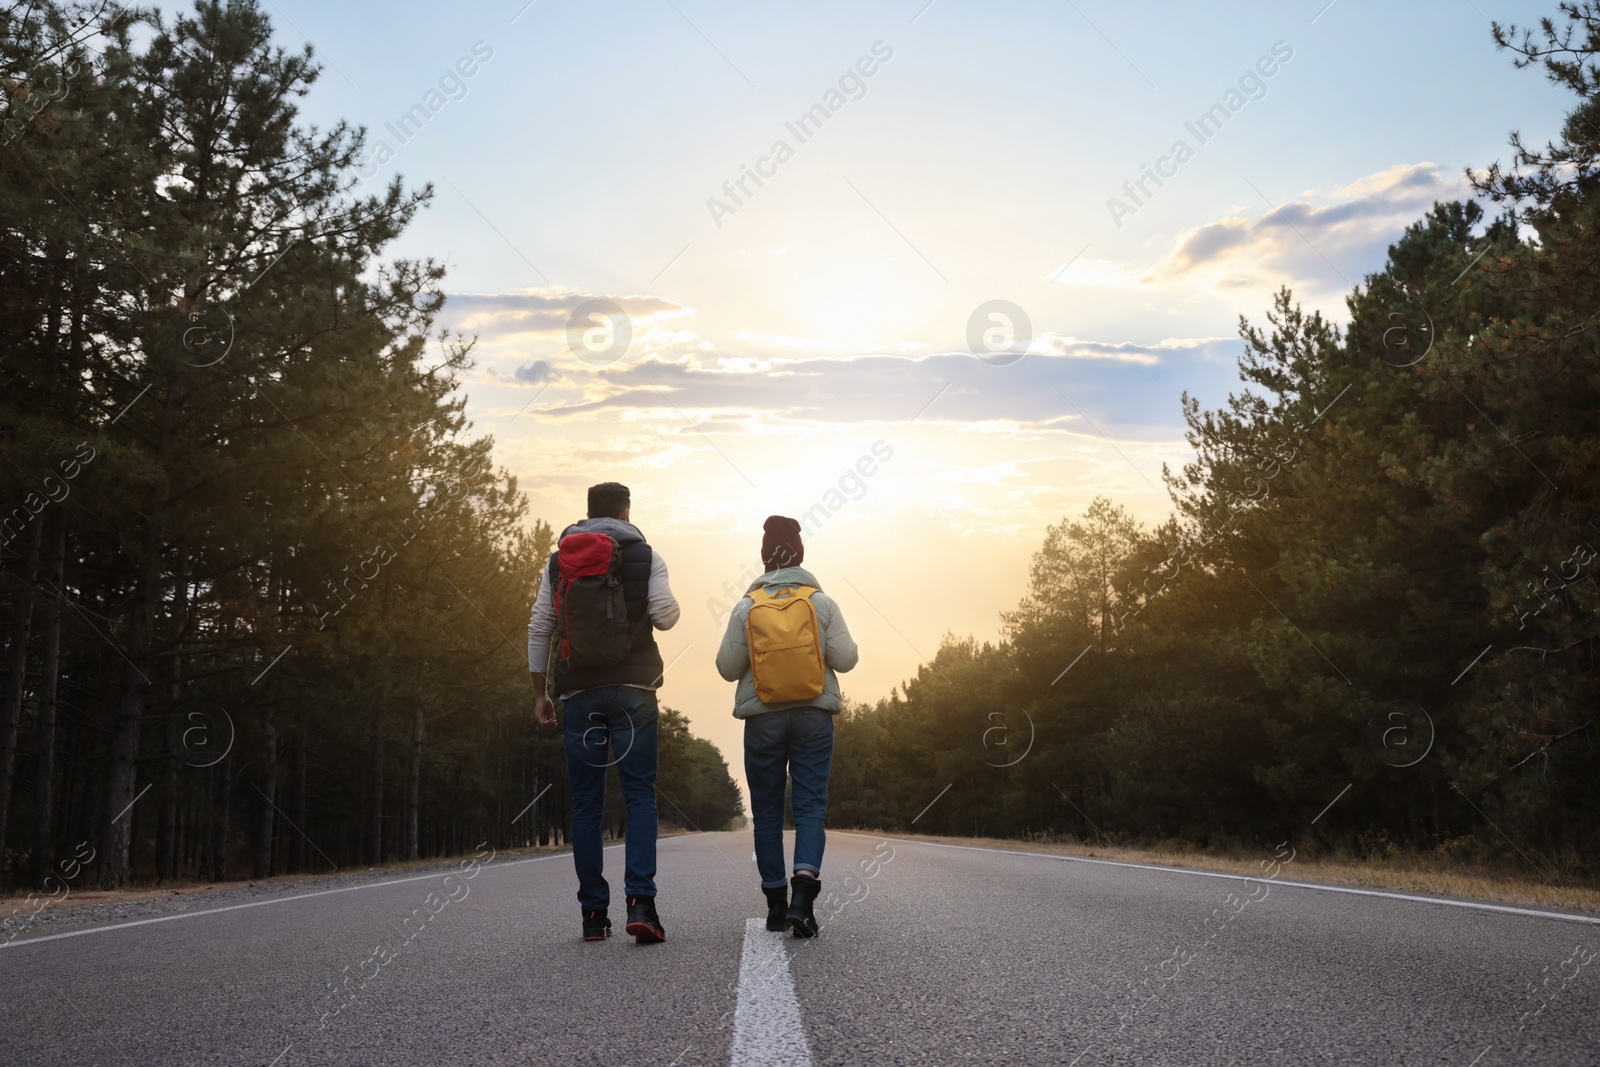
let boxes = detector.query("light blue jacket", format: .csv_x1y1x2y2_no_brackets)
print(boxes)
715,566,859,719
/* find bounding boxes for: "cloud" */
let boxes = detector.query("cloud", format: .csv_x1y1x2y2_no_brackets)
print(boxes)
1047,163,1472,296
526,340,1242,434
443,287,691,340
1327,162,1458,204
1142,162,1469,286
1033,334,1163,364
452,289,1250,438
732,332,894,357
515,359,553,384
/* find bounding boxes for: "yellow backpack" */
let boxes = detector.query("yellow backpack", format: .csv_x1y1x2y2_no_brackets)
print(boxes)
746,585,826,704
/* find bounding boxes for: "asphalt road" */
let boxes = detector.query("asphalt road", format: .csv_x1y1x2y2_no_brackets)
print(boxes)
2,830,1597,1066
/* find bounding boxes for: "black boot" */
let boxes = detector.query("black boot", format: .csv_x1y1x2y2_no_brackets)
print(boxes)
763,886,788,932
625,895,666,944
581,908,612,941
786,874,821,938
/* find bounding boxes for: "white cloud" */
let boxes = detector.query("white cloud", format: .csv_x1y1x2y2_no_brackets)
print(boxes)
527,339,1240,433
1142,162,1469,286
1049,162,1473,297
1033,334,1161,364
443,287,691,339
731,332,892,356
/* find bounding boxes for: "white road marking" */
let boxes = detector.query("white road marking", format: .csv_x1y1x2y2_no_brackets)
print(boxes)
730,917,814,1067
0,846,620,950
851,834,1600,926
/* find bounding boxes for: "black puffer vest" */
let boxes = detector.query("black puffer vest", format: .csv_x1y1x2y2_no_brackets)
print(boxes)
546,518,664,692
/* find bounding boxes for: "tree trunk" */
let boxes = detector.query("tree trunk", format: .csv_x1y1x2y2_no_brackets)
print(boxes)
291,712,307,873
0,519,44,886
99,521,161,889
33,257,84,888
369,709,384,865
156,553,189,883
406,702,422,861
29,513,65,887
156,671,180,882
253,701,277,879
101,355,175,890
156,711,179,881
210,755,231,883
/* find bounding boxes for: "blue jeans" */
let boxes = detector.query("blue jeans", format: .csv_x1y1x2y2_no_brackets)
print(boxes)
744,708,834,889
563,687,659,911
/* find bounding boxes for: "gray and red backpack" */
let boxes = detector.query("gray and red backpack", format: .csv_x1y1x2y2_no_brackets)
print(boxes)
546,523,664,692
553,532,633,670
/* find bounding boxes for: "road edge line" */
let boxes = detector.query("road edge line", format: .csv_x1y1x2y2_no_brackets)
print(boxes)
839,832,1600,926
0,845,620,950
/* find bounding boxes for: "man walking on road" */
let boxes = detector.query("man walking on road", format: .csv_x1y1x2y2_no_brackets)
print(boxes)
716,515,858,937
529,482,680,943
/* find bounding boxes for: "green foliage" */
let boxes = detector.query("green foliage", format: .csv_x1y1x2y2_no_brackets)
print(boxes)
657,707,744,832
0,0,739,888
831,6,1600,875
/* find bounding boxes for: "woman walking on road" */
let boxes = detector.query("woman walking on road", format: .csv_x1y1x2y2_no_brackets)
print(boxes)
716,516,858,937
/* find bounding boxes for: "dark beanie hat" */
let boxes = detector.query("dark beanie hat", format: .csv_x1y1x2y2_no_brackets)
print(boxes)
761,515,804,571
587,481,630,518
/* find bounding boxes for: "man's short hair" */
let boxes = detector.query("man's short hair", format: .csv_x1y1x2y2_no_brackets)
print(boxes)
587,481,630,519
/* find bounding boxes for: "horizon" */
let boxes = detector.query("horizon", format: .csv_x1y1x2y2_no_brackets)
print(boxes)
252,0,1570,789
8,3,1600,1063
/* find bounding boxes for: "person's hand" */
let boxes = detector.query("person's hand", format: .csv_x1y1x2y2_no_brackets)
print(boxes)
529,672,556,727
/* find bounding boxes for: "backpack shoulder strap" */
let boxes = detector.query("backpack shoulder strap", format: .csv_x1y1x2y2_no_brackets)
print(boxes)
750,585,817,604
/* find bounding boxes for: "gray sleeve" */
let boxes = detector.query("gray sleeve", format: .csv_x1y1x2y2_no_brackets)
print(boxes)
716,600,751,681
649,549,681,631
816,592,859,673
528,568,555,673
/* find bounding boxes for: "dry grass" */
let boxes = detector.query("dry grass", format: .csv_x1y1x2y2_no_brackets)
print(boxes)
2,827,721,916
859,830,1600,915
3,829,716,914
2,842,573,913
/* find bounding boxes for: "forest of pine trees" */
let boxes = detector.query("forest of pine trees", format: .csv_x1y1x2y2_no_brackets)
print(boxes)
830,8,1600,880
9,0,1598,898
0,0,741,892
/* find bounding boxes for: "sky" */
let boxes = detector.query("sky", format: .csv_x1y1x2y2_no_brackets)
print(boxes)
247,0,1570,798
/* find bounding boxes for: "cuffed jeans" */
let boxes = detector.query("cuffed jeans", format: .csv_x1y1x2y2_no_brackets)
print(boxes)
744,707,834,889
563,687,659,911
